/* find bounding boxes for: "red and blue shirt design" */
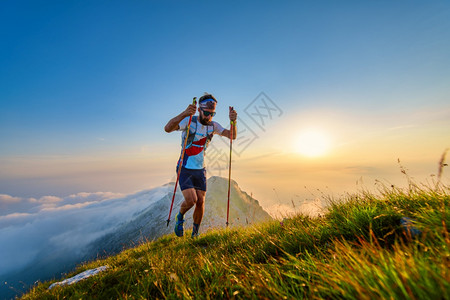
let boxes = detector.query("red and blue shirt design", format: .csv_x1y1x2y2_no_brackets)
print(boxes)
178,116,225,170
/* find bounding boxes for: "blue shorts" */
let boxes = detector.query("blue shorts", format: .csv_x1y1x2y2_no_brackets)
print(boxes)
178,167,207,191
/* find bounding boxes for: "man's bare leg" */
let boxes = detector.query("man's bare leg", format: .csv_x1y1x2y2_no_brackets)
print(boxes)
174,188,197,237
180,188,197,214
193,190,206,225
177,188,206,237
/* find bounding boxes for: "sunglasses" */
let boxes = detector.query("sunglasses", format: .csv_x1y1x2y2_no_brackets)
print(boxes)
201,109,216,117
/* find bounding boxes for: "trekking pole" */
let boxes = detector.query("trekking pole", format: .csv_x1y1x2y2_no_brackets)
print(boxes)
226,107,235,227
166,97,197,227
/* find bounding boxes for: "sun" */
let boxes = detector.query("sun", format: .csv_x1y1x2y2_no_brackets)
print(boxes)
295,129,331,157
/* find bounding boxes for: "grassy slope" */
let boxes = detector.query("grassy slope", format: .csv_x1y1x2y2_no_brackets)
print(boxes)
22,183,449,299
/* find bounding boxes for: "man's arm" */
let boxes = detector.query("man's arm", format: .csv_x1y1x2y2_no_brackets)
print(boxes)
221,123,236,140
221,107,237,140
164,104,197,133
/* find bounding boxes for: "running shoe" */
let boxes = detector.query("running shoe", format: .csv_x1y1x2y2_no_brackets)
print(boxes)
174,213,184,237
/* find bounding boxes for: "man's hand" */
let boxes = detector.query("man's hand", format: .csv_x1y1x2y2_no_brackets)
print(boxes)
183,103,197,118
229,106,237,122
165,102,197,133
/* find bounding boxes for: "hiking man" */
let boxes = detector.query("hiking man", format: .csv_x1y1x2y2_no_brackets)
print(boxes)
164,93,237,237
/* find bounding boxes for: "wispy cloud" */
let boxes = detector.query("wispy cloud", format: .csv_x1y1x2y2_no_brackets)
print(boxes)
266,198,325,219
0,192,125,217
387,124,417,131
0,194,21,203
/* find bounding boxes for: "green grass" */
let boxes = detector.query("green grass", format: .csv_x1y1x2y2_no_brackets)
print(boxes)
22,182,450,299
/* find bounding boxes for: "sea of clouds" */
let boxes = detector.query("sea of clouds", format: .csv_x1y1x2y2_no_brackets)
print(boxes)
0,187,169,279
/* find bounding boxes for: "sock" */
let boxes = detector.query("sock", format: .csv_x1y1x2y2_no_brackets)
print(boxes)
177,212,184,221
192,223,200,235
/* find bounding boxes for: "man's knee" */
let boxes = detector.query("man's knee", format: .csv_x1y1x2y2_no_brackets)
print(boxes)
195,198,204,207
182,189,197,206
195,192,205,207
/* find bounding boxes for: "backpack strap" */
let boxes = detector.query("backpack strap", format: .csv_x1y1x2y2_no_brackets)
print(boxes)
185,116,198,148
205,122,214,147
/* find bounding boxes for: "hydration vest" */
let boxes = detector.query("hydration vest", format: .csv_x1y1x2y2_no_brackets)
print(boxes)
184,116,214,154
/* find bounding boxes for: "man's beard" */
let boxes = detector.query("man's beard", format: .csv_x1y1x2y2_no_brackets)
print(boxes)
199,115,211,125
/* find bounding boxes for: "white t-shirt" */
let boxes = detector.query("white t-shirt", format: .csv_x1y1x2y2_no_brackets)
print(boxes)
178,116,225,169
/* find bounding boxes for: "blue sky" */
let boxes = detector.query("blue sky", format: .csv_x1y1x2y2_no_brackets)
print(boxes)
1,1,449,205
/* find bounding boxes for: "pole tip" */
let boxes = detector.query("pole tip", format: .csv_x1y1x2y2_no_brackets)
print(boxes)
166,220,170,227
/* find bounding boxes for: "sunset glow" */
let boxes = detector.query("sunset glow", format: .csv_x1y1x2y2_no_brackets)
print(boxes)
295,129,331,158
